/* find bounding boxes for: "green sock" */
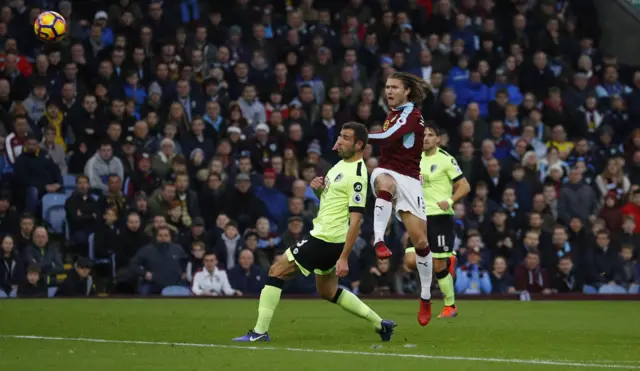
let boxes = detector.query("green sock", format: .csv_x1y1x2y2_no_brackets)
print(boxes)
438,273,456,307
335,290,383,330
253,285,282,334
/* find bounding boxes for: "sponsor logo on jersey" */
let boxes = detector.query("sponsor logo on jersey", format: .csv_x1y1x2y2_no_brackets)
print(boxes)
353,182,363,192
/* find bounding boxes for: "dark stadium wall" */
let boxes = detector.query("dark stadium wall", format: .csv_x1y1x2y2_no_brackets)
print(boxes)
595,0,640,66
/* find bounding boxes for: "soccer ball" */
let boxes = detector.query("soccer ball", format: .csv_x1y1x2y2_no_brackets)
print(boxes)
34,11,67,42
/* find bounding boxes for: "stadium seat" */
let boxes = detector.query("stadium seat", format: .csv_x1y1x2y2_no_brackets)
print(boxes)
41,193,68,234
48,287,58,297
583,285,598,294
88,233,117,277
598,284,628,294
161,286,192,297
0,290,7,298
62,174,77,192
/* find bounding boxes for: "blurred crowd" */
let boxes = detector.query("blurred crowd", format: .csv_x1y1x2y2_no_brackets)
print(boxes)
0,0,639,298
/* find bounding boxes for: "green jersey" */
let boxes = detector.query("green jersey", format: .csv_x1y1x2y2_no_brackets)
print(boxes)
420,148,464,216
311,159,367,243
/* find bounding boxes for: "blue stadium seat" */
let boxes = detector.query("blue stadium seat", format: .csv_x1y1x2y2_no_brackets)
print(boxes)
48,287,58,297
161,286,192,297
598,284,628,294
42,193,68,234
0,290,7,298
88,233,117,277
62,174,77,192
583,285,598,294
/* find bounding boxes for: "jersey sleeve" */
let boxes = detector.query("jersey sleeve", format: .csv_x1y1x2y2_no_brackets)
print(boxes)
445,156,465,183
347,162,367,213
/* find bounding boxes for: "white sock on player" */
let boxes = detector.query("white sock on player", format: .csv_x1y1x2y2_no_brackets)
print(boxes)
415,252,433,301
373,198,392,243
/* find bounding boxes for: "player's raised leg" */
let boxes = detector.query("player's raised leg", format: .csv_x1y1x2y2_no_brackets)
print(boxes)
316,274,396,341
400,211,433,326
232,254,297,342
373,174,396,258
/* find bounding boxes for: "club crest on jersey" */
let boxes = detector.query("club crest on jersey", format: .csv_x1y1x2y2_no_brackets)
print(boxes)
383,120,390,131
431,165,437,173
334,173,343,182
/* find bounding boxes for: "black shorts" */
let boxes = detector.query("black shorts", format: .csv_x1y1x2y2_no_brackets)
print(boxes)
427,214,456,258
286,235,343,276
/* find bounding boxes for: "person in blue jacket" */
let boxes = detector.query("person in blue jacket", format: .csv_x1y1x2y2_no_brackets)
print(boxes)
459,70,490,117
254,168,288,227
489,68,523,106
455,246,493,294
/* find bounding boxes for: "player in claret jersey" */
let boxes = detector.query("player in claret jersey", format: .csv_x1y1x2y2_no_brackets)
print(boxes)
406,123,470,319
368,72,435,326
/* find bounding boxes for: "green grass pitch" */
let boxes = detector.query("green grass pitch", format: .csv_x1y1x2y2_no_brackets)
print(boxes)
1,299,639,370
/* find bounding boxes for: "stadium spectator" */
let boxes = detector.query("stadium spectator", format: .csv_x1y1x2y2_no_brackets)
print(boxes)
191,252,240,296
360,257,395,296
585,229,623,292
148,182,176,218
55,257,96,297
117,211,145,262
129,226,187,295
0,235,23,297
13,132,62,213
0,192,19,236
16,264,47,298
84,141,125,193
65,175,99,247
23,226,63,286
489,256,516,294
455,246,492,294
222,173,267,232
621,190,640,233
185,241,205,283
514,251,552,294
551,256,584,293
615,245,639,293
557,167,598,225
228,249,265,295
213,220,242,270
98,175,127,218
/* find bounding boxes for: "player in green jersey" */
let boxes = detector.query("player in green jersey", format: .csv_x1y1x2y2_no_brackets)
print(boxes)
405,123,470,318
233,122,396,343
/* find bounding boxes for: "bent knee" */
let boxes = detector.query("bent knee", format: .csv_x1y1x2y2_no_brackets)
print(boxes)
414,239,428,250
268,256,295,278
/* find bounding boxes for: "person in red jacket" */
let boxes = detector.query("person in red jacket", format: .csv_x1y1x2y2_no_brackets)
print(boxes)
621,190,640,234
514,250,552,294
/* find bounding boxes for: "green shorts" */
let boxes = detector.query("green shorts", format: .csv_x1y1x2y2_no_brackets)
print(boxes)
285,235,343,277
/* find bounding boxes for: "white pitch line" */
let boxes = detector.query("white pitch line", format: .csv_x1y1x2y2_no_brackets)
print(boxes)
0,334,637,369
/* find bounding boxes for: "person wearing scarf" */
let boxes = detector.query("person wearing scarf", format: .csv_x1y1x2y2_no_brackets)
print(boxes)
514,251,551,294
